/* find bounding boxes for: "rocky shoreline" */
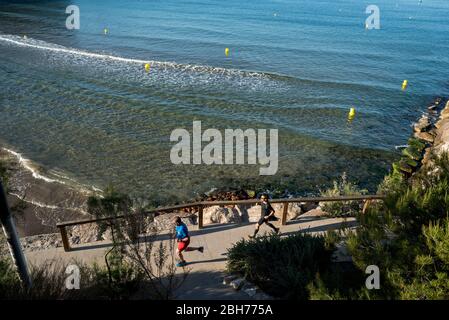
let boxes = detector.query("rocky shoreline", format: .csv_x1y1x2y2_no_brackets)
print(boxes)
411,97,449,168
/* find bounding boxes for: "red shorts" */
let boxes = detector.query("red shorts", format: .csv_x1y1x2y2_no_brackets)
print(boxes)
177,238,190,252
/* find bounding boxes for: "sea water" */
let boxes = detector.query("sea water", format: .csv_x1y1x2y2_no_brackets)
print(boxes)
1,0,448,202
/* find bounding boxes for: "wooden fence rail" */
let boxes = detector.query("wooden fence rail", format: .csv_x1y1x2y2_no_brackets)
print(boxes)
56,194,385,252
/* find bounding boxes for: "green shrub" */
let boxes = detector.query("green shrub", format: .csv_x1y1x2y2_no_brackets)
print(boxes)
0,257,95,299
424,219,449,265
307,263,367,300
388,219,449,300
87,187,188,299
388,177,449,235
0,255,19,295
330,152,449,299
320,173,367,217
226,233,335,299
87,185,133,241
88,248,145,300
377,170,407,196
1,208,184,300
0,254,147,300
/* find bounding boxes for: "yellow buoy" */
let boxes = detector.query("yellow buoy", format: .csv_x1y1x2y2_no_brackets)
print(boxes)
225,48,230,57
104,28,109,35
402,80,408,90
144,63,151,72
348,107,356,120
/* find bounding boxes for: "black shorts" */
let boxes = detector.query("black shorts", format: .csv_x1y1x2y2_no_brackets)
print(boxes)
257,215,278,225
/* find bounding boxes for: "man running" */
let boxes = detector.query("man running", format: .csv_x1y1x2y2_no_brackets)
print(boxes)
249,194,280,239
173,216,204,267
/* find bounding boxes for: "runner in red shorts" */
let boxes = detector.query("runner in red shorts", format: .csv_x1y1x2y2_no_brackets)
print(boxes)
173,216,204,267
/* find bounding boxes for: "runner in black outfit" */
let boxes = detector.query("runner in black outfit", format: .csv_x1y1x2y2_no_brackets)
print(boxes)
249,194,280,238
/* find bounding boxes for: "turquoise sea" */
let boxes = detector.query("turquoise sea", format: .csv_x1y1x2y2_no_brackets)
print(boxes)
1,0,449,202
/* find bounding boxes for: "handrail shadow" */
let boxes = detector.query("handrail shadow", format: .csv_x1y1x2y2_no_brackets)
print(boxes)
68,221,253,252
280,220,358,237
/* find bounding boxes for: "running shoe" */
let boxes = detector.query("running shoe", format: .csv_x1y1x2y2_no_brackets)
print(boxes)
176,261,187,267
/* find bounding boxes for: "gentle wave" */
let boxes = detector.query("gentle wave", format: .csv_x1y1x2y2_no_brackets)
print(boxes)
0,33,273,79
9,192,89,215
3,147,59,184
0,33,398,93
2,147,103,194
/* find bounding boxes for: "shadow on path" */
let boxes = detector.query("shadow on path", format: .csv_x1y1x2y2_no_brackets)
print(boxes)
281,220,358,237
69,222,252,252
173,270,249,300
185,257,227,266
68,218,354,252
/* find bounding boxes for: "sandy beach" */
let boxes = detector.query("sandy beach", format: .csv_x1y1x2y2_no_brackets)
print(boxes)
0,147,90,237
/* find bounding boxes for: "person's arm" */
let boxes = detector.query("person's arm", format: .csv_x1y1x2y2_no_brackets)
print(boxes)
174,227,180,241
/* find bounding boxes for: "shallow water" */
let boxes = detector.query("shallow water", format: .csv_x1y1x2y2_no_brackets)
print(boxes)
1,0,448,202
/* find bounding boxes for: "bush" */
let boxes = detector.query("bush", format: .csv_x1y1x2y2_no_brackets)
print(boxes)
0,255,19,295
88,248,145,300
87,185,133,241
390,180,449,235
307,263,367,300
320,173,367,217
325,152,449,299
1,186,187,299
88,187,188,299
377,170,407,196
0,257,104,300
226,233,335,299
0,253,161,300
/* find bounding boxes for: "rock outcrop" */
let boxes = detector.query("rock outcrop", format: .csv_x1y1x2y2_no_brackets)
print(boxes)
433,101,449,155
202,202,305,225
421,99,449,168
203,205,245,224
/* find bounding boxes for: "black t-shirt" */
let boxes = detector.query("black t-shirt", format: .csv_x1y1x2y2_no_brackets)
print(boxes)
260,202,274,218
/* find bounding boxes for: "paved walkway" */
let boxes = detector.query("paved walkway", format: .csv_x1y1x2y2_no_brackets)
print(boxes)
24,212,356,299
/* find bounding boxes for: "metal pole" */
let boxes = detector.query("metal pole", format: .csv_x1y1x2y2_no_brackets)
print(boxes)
0,181,32,288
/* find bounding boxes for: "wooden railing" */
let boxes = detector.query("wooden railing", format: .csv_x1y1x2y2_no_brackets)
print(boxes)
56,194,385,252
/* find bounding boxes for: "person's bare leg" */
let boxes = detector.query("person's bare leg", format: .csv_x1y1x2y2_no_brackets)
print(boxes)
265,221,280,233
250,224,260,238
177,249,185,262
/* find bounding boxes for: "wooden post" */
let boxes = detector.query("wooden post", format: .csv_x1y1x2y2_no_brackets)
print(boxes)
362,199,372,214
198,205,204,229
58,226,71,252
281,202,288,226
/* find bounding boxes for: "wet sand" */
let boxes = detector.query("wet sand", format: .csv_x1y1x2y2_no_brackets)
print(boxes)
0,147,91,237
